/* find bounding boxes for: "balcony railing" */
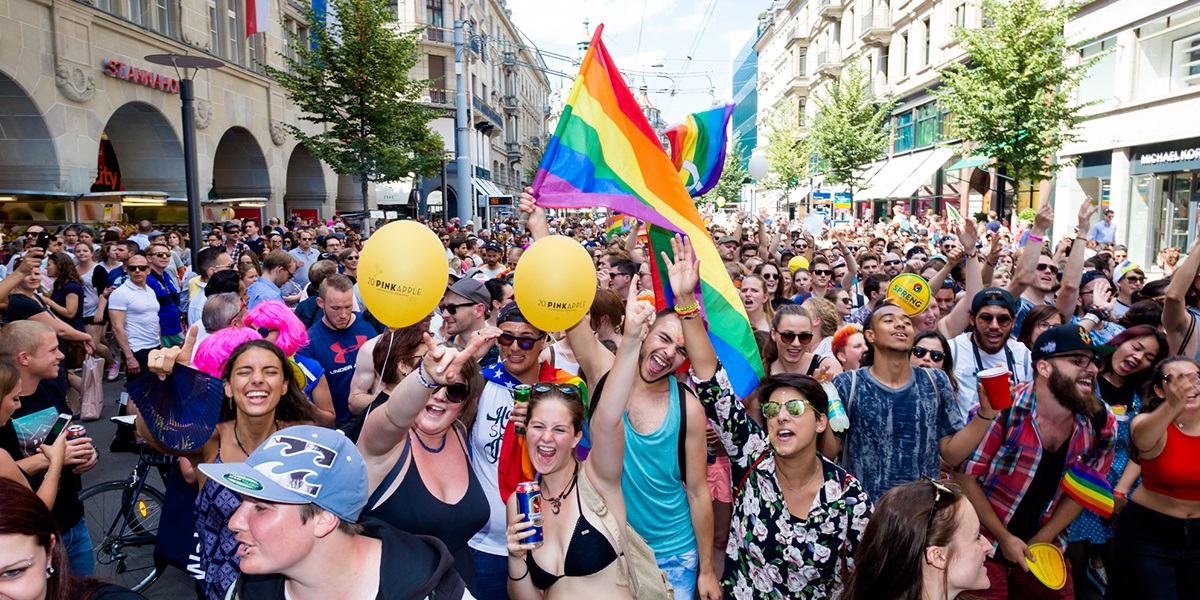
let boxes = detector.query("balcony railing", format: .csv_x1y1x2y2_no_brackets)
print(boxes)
427,88,450,105
473,95,504,128
859,10,892,45
424,26,451,43
816,46,843,75
817,0,843,19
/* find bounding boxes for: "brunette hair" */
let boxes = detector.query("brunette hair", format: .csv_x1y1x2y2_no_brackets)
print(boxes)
372,323,431,388
1131,357,1200,464
912,330,957,394
761,304,812,370
841,480,968,600
528,385,586,434
219,340,317,424
589,288,625,334
755,373,829,414
1016,304,1066,349
0,362,19,401
48,251,84,297
1101,325,1166,390
754,262,786,300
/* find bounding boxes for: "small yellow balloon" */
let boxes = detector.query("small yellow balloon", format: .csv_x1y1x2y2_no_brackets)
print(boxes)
358,221,449,327
788,255,809,273
513,235,596,332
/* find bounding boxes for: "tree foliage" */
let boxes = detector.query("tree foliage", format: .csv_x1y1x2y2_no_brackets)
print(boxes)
698,137,750,207
263,0,444,222
811,61,895,193
760,97,811,196
934,0,1097,191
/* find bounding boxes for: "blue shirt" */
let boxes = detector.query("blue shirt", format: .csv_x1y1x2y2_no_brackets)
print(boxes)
245,277,283,311
1089,220,1117,244
833,367,965,502
298,314,379,425
145,270,183,337
288,247,322,290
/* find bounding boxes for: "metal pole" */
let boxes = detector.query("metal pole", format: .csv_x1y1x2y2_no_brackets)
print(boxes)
180,78,202,265
441,156,448,222
454,20,473,227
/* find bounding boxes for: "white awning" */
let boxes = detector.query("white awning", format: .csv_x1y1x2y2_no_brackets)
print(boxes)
885,147,956,199
473,178,504,199
856,153,928,200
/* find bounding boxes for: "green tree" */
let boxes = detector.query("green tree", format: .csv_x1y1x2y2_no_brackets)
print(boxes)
698,138,750,207
263,0,443,234
760,97,811,203
810,61,895,194
934,0,1098,201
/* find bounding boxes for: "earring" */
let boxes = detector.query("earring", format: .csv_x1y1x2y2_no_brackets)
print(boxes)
46,566,54,576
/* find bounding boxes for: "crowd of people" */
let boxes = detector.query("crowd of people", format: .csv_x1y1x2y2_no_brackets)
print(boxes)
0,186,1197,600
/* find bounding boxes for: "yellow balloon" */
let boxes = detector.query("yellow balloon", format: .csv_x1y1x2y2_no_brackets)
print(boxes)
886,273,932,317
1026,543,1067,590
358,221,449,327
788,255,809,273
513,235,596,332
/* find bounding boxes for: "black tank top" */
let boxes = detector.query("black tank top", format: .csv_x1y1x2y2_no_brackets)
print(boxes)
363,423,488,590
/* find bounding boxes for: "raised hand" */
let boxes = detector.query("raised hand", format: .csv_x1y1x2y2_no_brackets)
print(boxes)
419,330,498,386
622,284,655,343
1077,197,1098,235
149,324,199,380
661,234,700,304
519,187,550,240
1033,201,1054,234
958,216,978,251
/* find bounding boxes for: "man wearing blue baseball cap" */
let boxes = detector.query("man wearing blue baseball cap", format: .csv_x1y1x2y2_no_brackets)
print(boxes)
201,425,470,600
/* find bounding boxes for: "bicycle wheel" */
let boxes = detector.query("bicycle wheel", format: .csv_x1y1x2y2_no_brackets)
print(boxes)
79,480,166,593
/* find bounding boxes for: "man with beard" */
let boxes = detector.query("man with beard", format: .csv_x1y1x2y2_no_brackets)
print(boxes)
957,324,1116,599
880,252,904,279
520,193,719,600
949,289,1034,420
716,235,740,263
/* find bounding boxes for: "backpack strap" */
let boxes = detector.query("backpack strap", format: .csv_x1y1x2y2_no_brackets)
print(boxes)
1180,312,1198,356
576,466,634,589
675,380,688,481
367,434,413,510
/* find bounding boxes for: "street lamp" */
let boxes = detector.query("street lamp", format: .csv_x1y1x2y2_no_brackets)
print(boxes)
144,53,222,265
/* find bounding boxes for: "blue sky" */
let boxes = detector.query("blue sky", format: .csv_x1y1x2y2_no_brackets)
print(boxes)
507,0,768,126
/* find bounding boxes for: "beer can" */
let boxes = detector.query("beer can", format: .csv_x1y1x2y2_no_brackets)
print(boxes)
65,425,86,440
515,481,543,547
513,384,532,436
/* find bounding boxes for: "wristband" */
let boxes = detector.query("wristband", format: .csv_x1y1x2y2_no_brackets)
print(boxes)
975,411,996,421
1113,490,1127,499
674,300,701,319
1027,234,1044,243
1081,313,1100,326
415,358,441,389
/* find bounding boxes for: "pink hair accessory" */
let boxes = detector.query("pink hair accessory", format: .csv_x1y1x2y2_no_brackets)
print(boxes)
243,300,310,356
193,327,263,377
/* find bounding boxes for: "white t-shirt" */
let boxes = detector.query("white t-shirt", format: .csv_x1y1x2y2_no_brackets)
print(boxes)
468,380,514,556
108,281,161,351
949,332,1033,421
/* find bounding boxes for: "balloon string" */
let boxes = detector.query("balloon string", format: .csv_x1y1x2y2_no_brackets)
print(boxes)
375,329,395,395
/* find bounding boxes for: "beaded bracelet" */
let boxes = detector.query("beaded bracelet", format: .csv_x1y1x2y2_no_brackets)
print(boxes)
675,300,701,319
415,358,441,389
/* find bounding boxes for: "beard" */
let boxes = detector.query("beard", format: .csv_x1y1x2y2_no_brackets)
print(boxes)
1047,365,1102,416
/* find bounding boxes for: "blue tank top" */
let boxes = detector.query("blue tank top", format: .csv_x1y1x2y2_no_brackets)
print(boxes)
620,380,697,558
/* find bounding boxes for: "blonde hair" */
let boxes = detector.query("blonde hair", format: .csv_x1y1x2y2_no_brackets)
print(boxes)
802,297,839,337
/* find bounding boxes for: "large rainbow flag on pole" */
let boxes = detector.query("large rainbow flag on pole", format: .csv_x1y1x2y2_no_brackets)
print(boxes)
665,104,735,198
531,25,763,398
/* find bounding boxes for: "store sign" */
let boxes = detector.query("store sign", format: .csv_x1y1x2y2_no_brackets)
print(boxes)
1138,147,1200,166
101,59,180,94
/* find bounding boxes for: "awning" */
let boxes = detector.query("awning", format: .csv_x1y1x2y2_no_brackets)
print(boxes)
856,153,928,200
473,178,504,199
946,154,990,171
886,147,955,199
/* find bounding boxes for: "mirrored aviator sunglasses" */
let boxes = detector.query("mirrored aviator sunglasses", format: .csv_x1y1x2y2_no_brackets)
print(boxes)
761,399,811,419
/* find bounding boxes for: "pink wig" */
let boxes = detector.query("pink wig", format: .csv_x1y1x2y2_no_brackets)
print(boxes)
193,327,263,377
243,300,310,356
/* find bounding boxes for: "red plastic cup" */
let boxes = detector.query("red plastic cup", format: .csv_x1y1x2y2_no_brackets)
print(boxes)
978,367,1013,410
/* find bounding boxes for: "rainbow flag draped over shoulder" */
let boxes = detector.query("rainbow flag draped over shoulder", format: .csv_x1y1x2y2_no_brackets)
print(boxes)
532,24,763,398
665,104,735,198
1061,461,1114,518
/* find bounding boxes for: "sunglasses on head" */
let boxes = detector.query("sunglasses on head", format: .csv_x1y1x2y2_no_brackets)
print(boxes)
776,330,813,345
922,477,958,543
499,332,543,350
440,302,477,315
761,398,813,419
911,347,945,362
532,382,580,397
976,313,1013,326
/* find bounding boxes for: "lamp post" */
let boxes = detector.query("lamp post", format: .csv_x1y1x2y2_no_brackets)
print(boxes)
145,53,223,265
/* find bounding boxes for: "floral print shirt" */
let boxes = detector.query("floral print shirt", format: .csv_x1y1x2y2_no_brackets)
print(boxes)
695,365,873,599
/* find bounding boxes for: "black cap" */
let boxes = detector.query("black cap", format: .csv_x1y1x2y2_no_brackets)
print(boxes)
484,240,503,252
970,287,1016,314
1031,324,1116,363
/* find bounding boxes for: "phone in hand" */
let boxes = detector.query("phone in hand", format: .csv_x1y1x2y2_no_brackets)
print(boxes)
42,413,72,446
35,231,50,250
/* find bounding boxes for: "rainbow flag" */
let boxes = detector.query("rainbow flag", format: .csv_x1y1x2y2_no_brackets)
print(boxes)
665,104,735,198
1060,461,1114,518
531,24,762,398
605,212,633,240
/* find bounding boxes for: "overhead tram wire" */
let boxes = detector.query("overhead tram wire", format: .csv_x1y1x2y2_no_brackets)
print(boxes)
666,0,720,115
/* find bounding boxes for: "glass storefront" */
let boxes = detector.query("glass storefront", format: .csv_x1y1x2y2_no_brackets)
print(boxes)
1130,172,1199,267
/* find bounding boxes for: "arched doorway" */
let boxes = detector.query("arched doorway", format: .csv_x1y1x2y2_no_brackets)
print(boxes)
212,127,270,198
0,72,59,191
98,102,185,196
284,145,326,224
336,174,363,213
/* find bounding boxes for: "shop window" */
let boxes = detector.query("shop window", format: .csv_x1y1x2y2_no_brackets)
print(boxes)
915,102,938,148
894,111,914,152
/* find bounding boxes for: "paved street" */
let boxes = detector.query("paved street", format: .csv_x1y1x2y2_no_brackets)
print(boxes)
82,377,197,599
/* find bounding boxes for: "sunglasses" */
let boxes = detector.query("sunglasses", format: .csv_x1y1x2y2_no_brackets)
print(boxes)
776,330,814,345
883,259,902,266
976,313,1013,326
922,477,957,543
440,302,477,315
1123,276,1144,283
499,332,543,350
761,398,814,419
812,269,833,277
432,382,471,403
126,265,150,272
911,347,945,362
532,382,580,397
1055,353,1104,369
346,255,360,261
761,273,779,280
1035,263,1056,272
148,252,171,258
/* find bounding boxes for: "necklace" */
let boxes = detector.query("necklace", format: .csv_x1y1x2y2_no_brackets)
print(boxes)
414,430,447,453
234,420,280,457
777,462,822,500
538,461,579,515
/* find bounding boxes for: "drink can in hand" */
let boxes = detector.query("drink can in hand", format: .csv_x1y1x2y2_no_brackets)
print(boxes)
513,384,532,436
65,425,86,441
515,481,543,547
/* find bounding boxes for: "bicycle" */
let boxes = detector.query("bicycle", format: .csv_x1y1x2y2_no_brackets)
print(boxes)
79,416,176,593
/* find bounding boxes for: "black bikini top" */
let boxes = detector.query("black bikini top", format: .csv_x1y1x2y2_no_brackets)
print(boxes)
524,481,620,590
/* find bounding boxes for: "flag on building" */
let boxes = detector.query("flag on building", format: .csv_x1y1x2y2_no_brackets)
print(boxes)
247,0,269,36
664,104,735,198
531,24,763,398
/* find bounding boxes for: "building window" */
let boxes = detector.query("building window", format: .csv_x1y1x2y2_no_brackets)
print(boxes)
880,45,889,78
894,111,914,152
901,32,909,77
1078,37,1116,106
428,0,444,27
797,97,807,126
96,0,113,13
915,102,938,148
799,48,807,76
247,33,267,71
284,18,310,67
1135,7,1200,97
954,3,967,28
923,18,931,65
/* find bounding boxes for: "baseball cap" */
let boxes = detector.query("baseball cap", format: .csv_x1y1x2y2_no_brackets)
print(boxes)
446,278,490,306
718,235,739,246
1031,324,1115,363
1080,269,1107,290
197,426,368,522
148,230,165,238
484,240,503,253
223,222,240,231
970,287,1016,314
1113,261,1142,286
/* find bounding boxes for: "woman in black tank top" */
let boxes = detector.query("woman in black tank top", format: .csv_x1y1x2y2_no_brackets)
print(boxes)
357,333,490,595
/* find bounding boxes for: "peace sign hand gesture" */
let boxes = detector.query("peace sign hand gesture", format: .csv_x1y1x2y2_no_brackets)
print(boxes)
418,330,499,386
